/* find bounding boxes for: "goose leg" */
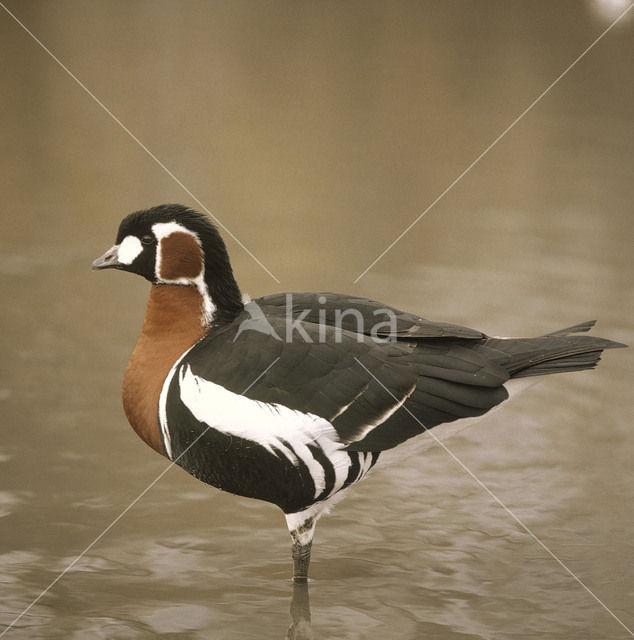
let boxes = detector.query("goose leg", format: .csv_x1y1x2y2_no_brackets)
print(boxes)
286,514,316,582
292,540,312,582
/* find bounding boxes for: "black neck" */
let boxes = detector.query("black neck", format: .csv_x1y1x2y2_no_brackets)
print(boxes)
205,261,244,324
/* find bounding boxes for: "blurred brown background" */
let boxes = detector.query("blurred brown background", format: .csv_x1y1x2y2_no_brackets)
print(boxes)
1,2,632,638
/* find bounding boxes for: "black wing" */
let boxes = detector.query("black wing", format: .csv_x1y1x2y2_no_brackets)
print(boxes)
255,292,486,340
182,308,510,452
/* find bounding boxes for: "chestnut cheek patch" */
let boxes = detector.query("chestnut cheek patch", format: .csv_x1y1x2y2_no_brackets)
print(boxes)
159,232,204,280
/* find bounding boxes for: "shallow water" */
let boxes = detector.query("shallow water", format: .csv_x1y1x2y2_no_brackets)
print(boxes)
1,1,633,638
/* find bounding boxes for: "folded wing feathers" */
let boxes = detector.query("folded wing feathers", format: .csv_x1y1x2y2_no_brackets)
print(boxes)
180,309,625,458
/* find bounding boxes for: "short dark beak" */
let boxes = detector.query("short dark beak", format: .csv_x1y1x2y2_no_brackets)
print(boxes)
91,244,122,270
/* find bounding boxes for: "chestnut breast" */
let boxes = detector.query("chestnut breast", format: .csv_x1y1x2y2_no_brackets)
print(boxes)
122,285,207,455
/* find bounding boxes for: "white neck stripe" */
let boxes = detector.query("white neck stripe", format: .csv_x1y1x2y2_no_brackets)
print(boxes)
151,221,215,326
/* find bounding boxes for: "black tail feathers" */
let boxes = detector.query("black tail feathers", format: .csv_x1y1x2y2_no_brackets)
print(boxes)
487,323,626,379
541,320,596,337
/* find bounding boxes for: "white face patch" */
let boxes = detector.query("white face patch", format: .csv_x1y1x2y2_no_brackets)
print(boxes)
118,235,143,265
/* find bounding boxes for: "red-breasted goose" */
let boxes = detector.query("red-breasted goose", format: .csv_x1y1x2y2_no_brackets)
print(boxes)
92,204,625,581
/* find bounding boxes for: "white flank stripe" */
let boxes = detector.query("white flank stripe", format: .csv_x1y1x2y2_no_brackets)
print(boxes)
362,452,375,476
158,344,201,459
354,452,373,483
328,454,351,497
178,365,348,499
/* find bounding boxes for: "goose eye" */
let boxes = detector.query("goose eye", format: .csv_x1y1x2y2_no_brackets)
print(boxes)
141,235,154,245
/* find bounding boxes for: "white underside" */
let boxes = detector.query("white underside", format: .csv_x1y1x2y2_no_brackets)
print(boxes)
284,489,354,543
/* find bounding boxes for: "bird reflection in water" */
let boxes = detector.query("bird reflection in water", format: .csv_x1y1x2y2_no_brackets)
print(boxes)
287,581,312,640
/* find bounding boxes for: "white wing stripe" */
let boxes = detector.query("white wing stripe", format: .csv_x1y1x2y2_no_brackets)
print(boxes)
351,382,417,443
177,365,350,499
330,381,370,420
